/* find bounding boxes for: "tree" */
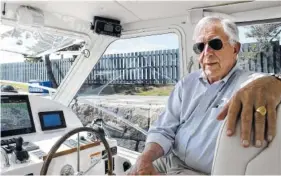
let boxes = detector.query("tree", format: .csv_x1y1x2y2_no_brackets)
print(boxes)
45,54,58,88
242,22,281,73
24,42,85,88
24,54,58,88
245,22,281,48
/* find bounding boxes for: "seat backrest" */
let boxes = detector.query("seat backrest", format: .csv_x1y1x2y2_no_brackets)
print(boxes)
212,106,281,175
212,73,281,175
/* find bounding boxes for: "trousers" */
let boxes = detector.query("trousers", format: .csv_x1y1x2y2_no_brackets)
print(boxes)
152,152,207,175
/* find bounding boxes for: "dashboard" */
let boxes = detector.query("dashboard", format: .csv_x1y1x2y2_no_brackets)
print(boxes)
0,94,130,175
1,95,36,137
1,95,69,137
1,94,83,141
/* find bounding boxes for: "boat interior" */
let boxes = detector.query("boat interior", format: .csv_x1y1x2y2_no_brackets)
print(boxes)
0,1,281,175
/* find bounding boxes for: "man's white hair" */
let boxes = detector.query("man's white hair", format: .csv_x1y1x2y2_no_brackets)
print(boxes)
193,16,240,46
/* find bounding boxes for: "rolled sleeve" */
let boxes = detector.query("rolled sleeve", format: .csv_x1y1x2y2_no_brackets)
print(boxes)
146,133,173,156
145,80,183,156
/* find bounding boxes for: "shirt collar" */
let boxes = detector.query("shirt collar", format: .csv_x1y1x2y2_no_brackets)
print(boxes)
199,62,239,85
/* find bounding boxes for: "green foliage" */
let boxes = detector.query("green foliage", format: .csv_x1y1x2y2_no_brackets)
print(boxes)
240,23,280,61
135,86,174,96
0,81,28,92
245,22,281,49
24,56,43,63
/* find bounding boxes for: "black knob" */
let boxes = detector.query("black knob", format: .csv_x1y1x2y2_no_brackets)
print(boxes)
123,161,131,172
80,136,86,141
15,137,23,151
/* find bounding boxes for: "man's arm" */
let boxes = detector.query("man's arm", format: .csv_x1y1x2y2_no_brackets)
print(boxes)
140,143,164,162
127,143,164,175
127,80,183,175
145,79,183,156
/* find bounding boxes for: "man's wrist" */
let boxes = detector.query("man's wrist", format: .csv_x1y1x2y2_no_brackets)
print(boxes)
269,73,281,87
139,149,161,162
139,143,164,162
138,153,154,162
271,73,281,104
270,73,281,81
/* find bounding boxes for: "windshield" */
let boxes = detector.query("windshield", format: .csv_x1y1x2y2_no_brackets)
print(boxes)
0,23,85,95
71,33,179,153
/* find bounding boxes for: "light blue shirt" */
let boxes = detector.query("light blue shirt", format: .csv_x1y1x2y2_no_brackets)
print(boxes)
146,64,251,174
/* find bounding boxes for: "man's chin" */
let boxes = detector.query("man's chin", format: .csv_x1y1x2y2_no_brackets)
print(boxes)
204,70,222,81
204,69,220,77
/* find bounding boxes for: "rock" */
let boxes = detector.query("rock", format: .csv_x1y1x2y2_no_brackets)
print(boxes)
71,100,165,152
116,139,137,150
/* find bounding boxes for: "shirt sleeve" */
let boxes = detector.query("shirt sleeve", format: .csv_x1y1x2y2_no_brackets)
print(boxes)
146,80,183,156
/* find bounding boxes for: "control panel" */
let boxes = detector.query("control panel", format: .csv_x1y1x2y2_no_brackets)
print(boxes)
30,150,47,160
1,94,132,175
1,138,17,146
0,94,84,174
1,137,39,154
1,95,36,137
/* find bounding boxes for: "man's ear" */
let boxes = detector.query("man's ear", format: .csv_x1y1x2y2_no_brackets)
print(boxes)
234,42,241,54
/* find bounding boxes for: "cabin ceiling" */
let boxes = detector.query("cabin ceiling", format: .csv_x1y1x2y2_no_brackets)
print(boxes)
1,1,281,58
2,1,281,24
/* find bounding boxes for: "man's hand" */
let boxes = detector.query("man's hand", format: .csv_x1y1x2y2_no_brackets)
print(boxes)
127,143,163,175
127,155,159,175
217,76,281,148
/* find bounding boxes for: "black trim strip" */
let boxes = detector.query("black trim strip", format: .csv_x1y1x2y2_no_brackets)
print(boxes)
236,18,281,26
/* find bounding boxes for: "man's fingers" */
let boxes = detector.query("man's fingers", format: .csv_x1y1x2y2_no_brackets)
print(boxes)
240,93,254,148
254,111,265,147
217,101,230,120
226,94,241,136
266,103,277,142
240,106,253,147
254,91,266,148
138,168,158,175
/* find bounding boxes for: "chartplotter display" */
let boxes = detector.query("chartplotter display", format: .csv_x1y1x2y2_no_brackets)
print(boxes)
1,95,36,137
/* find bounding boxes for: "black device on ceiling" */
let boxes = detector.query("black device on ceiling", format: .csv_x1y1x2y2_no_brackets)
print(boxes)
91,16,122,37
1,95,36,137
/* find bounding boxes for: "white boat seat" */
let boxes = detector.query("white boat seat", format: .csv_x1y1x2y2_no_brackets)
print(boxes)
212,73,281,175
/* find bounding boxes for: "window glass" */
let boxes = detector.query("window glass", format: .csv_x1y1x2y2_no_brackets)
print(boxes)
237,22,281,73
0,24,85,95
72,33,180,152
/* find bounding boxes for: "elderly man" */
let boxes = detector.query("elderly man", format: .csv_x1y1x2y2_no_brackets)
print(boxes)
128,16,281,175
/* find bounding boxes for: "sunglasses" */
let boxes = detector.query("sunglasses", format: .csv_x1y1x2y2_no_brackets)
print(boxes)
193,38,223,54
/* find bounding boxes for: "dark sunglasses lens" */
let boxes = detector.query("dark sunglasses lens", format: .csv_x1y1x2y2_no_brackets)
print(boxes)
209,39,223,50
193,43,205,54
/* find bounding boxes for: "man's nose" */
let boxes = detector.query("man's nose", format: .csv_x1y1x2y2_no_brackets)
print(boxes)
203,44,213,55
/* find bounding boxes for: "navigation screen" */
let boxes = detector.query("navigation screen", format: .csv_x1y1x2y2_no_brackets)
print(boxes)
39,111,66,131
43,114,62,127
1,95,36,137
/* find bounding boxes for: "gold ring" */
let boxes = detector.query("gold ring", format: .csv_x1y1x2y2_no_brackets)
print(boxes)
256,106,267,116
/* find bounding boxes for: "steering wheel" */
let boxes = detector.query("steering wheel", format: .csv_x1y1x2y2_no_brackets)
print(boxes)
40,127,113,175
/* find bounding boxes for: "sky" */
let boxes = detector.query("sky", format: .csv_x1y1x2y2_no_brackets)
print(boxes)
0,25,276,64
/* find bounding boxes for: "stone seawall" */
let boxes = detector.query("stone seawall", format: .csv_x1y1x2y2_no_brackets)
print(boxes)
71,100,165,152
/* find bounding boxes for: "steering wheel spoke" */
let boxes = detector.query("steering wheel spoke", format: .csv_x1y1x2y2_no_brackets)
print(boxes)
40,127,113,175
77,132,81,173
